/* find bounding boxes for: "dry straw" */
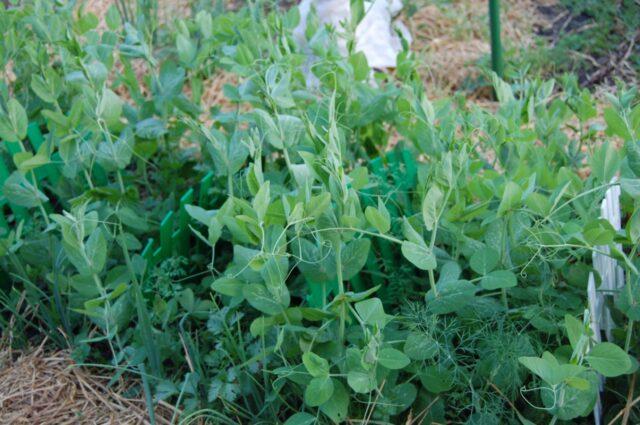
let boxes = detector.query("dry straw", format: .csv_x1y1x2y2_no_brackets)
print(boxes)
0,340,175,425
408,0,548,98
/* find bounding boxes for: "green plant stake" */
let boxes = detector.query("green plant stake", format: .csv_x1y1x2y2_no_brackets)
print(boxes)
489,0,504,78
142,237,156,263
198,171,214,207
178,188,194,254
158,210,174,260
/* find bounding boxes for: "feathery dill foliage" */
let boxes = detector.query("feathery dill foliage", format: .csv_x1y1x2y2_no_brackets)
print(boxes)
0,1,639,424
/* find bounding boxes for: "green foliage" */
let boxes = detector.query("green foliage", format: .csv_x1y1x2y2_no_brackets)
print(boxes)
0,2,639,424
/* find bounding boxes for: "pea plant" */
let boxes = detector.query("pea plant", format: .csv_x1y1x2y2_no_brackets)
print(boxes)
0,1,639,424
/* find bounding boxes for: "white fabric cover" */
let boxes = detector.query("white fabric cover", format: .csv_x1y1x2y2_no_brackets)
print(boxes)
294,0,411,69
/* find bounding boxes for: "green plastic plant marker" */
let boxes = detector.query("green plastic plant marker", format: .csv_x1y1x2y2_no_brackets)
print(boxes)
4,140,22,156
92,164,109,186
152,246,163,263
350,273,366,293
141,173,214,269
199,171,214,208
159,210,174,259
305,278,338,308
401,149,417,187
365,251,385,287
142,238,155,261
172,229,181,256
178,188,194,255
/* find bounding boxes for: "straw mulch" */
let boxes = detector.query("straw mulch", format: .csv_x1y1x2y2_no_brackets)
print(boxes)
408,0,553,98
0,342,175,425
82,0,191,28
79,0,554,103
81,0,239,115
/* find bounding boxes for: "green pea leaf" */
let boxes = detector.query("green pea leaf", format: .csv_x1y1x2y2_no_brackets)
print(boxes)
626,140,640,177
626,209,640,243
0,99,28,141
252,181,270,222
378,348,410,370
211,276,244,297
320,378,348,422
590,142,621,183
540,371,598,420
117,207,149,231
519,352,585,386
586,342,632,377
355,298,390,328
347,370,376,394
349,51,369,81
470,247,499,275
525,192,551,216
422,186,443,231
582,219,615,246
284,413,316,425
383,382,418,415
116,232,141,251
3,171,48,207
401,241,437,271
97,88,123,128
86,228,107,275
341,239,371,280
243,284,282,315
302,351,330,378
616,279,640,321
565,376,590,391
604,107,632,141
176,34,197,64
621,178,640,198
105,5,122,30
564,315,585,351
249,316,276,337
136,118,168,139
403,331,438,360
365,198,390,234
195,11,213,38
349,166,369,190
419,366,453,393
480,270,517,290
425,280,478,315
14,152,49,173
261,255,290,307
304,376,334,407
497,181,522,217
75,12,98,34
31,73,59,104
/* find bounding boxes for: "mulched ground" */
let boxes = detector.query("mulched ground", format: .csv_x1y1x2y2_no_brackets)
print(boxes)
0,342,176,425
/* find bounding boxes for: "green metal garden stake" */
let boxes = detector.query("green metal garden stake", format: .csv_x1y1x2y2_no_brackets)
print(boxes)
489,0,504,78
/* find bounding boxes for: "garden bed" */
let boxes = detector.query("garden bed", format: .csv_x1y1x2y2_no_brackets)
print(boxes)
1,1,639,424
